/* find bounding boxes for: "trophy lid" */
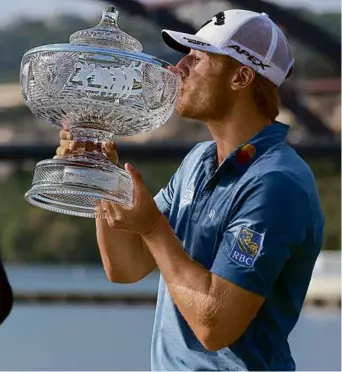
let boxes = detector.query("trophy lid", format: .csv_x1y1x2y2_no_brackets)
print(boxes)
69,6,143,53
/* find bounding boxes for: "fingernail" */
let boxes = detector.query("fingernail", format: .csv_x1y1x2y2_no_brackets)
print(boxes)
66,134,72,140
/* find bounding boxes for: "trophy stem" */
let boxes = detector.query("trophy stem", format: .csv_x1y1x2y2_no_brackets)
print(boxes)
65,126,115,164
69,126,114,143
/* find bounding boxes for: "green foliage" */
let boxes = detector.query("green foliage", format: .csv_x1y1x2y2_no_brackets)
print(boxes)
0,167,98,262
310,160,341,252
0,158,340,264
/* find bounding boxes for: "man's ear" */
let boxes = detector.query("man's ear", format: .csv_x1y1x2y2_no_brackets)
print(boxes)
231,66,255,90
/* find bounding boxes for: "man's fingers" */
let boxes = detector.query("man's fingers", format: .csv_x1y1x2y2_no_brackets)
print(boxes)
59,130,68,140
102,201,125,228
58,135,119,163
60,130,73,140
56,141,81,157
56,146,71,157
60,140,76,150
103,141,117,152
102,142,118,164
124,163,145,205
125,163,143,184
101,201,114,226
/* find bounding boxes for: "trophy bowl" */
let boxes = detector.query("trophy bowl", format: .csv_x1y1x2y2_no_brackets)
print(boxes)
20,6,180,218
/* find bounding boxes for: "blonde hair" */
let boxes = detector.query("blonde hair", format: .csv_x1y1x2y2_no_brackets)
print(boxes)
252,73,280,122
224,56,280,122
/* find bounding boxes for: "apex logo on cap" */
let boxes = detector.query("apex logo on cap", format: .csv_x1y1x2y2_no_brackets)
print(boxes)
227,44,271,70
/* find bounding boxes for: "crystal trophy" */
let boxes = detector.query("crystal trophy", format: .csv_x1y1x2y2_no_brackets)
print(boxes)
20,6,180,218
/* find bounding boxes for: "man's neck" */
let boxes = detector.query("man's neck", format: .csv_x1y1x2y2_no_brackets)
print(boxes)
206,110,272,165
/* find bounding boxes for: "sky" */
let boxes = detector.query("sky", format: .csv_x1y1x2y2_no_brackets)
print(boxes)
0,0,340,23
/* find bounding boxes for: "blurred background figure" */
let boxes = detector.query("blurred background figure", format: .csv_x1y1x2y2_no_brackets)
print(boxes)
0,0,340,371
0,259,13,324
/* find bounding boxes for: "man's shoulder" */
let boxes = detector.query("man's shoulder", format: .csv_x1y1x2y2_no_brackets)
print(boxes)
243,145,323,220
254,143,317,193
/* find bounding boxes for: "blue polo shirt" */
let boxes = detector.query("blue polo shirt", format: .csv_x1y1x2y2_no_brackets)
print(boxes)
151,122,324,371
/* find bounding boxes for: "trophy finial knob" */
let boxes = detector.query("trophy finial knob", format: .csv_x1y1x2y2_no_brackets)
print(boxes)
101,6,119,26
69,5,143,52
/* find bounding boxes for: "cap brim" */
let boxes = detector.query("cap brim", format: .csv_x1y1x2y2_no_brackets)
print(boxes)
161,30,223,55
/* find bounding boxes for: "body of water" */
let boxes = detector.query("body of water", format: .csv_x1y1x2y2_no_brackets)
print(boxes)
0,265,340,371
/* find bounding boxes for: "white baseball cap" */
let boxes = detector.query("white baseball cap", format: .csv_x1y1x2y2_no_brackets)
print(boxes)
162,9,295,87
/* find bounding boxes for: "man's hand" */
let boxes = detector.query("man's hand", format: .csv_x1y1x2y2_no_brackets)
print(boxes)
55,129,119,164
54,129,162,234
102,163,163,235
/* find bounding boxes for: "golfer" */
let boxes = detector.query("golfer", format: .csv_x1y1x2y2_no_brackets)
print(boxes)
57,9,324,371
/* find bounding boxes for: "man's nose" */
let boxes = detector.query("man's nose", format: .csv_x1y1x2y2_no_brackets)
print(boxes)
175,56,190,78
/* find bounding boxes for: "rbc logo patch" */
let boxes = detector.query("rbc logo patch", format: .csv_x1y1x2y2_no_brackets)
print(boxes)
230,227,264,267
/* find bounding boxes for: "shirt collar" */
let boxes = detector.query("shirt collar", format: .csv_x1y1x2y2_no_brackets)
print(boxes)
201,122,290,178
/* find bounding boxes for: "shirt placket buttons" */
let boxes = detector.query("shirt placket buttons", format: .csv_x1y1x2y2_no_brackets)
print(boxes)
191,189,210,222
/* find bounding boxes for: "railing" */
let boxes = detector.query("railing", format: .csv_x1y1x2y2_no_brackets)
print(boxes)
7,252,341,308
0,140,340,162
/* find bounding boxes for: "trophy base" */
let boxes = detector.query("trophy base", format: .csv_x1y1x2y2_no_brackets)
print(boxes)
25,159,133,219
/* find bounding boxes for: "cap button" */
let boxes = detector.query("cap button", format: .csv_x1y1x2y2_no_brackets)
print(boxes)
261,12,269,17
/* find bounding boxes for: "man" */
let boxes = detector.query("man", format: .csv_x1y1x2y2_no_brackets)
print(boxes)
0,258,13,325
57,9,324,371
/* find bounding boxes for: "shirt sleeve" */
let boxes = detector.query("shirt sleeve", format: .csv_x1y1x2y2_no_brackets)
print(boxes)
154,173,178,220
154,143,205,220
210,172,310,298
